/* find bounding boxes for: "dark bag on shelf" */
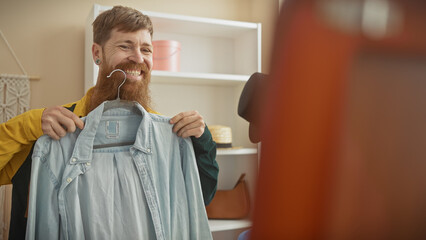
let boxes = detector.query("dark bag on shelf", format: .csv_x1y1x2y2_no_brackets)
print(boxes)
206,173,250,219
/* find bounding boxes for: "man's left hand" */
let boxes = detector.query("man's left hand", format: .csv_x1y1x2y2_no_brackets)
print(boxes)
170,110,205,138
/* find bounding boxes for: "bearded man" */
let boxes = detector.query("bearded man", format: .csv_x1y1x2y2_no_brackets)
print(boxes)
0,5,218,239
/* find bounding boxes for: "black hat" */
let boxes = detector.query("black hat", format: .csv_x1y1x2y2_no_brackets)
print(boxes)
238,72,267,143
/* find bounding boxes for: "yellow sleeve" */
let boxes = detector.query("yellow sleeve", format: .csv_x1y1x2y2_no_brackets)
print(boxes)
0,108,44,184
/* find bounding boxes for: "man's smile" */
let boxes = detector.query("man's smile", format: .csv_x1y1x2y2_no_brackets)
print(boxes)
122,68,144,81
125,69,141,77
109,60,150,83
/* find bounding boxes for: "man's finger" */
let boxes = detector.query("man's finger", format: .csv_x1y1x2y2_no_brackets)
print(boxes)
172,115,199,133
177,121,204,137
56,114,77,133
180,127,204,138
60,107,84,130
170,111,195,124
74,117,84,130
50,120,67,138
44,127,60,140
170,112,185,124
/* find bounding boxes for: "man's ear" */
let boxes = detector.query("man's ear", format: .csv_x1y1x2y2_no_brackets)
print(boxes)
92,43,102,63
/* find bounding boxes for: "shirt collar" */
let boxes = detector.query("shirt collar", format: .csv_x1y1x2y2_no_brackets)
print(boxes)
70,100,152,164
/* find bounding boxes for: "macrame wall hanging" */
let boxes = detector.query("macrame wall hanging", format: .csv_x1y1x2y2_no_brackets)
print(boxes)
0,29,36,239
0,74,30,122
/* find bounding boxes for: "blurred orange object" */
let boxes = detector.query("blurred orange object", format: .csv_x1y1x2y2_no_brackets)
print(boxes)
250,0,426,239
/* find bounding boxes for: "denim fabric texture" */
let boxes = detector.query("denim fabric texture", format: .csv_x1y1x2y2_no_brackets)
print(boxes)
25,101,212,240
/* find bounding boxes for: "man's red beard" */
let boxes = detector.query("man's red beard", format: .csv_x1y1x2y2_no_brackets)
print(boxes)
87,61,152,113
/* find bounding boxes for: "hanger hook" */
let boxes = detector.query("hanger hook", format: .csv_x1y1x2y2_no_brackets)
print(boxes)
107,69,127,100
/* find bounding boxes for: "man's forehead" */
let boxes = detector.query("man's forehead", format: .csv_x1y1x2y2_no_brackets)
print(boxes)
110,28,152,43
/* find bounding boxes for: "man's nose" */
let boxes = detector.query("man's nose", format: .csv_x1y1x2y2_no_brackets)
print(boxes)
128,49,144,63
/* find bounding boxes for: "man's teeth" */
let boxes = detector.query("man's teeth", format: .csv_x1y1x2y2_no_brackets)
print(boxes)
125,70,140,76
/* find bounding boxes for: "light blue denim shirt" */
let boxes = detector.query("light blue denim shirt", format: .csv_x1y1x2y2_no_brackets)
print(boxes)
26,101,212,240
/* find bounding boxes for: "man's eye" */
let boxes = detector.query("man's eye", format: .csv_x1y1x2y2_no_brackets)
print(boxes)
142,48,152,53
119,45,129,50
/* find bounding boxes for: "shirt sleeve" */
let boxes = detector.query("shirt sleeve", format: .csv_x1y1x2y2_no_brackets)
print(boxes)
191,125,219,206
0,108,44,184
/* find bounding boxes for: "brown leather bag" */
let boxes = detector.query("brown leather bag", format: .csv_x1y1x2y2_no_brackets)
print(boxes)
206,173,250,219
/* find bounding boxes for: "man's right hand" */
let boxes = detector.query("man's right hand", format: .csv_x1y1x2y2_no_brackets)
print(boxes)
41,106,84,140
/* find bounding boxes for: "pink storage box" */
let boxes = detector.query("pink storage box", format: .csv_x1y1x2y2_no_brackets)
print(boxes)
152,40,181,72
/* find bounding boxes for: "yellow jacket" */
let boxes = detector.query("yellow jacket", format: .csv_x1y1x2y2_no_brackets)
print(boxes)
0,107,43,184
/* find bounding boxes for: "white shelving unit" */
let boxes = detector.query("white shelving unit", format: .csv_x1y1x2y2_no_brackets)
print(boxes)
85,4,261,91
85,4,261,239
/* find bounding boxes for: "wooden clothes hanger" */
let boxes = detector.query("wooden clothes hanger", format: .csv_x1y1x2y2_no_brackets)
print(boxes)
0,30,39,81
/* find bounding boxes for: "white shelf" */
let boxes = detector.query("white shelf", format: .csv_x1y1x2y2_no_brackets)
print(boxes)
94,5,258,38
144,10,259,38
152,70,249,85
209,219,251,232
217,148,257,156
